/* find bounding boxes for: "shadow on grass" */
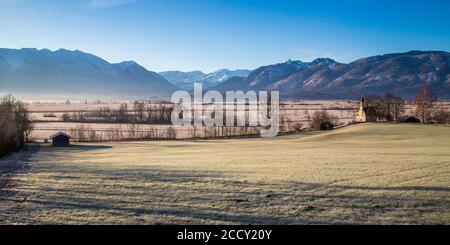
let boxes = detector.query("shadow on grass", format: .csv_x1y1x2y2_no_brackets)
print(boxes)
3,161,450,224
60,145,113,151
2,141,450,225
333,185,450,192
0,144,41,197
282,180,450,193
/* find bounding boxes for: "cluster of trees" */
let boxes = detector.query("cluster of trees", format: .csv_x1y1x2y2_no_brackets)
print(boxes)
361,87,449,124
0,95,33,157
62,102,174,124
414,87,449,124
189,126,262,139
362,93,405,122
415,87,437,122
68,124,179,142
431,106,450,124
66,124,267,142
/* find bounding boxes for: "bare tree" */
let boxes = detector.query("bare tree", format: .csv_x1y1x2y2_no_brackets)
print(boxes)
167,126,177,139
133,101,145,123
382,93,404,122
415,87,437,123
0,95,33,156
432,106,450,124
361,94,404,122
119,103,128,123
361,95,384,120
15,102,34,142
304,109,312,128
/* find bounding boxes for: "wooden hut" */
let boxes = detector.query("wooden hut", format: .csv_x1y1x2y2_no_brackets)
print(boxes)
49,132,71,147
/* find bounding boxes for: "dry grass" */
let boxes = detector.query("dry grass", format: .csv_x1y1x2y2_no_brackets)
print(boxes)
1,123,449,224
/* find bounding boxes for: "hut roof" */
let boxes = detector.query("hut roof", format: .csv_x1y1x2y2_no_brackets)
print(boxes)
49,131,72,139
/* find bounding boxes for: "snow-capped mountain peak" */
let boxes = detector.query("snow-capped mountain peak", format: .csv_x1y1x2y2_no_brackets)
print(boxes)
159,68,251,90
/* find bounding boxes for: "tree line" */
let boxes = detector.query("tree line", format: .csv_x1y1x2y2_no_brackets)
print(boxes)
0,95,33,157
362,93,405,122
362,87,449,124
62,101,174,124
67,124,179,142
65,124,266,142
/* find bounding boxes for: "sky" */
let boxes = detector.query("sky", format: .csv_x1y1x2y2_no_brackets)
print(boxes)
0,0,449,72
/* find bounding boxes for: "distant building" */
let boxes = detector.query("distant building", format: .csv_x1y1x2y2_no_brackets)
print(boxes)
49,131,71,147
355,97,378,122
356,98,367,122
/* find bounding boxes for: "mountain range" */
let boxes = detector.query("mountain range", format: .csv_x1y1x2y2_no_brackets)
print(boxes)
212,51,450,99
0,48,449,99
0,48,177,98
159,69,250,90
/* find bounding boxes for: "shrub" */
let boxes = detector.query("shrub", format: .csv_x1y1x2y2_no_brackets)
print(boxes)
432,108,450,124
320,122,334,131
311,110,338,131
403,116,421,123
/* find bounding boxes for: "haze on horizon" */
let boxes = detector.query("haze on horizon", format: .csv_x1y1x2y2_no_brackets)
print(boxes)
0,0,449,73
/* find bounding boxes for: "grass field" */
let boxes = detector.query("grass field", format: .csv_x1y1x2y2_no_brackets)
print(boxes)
1,123,449,224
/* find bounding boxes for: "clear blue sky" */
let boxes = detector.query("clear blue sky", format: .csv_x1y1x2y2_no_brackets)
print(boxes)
1,0,449,72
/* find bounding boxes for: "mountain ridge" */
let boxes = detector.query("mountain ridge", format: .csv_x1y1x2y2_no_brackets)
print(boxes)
0,48,178,98
212,50,450,99
0,48,449,99
159,69,251,90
